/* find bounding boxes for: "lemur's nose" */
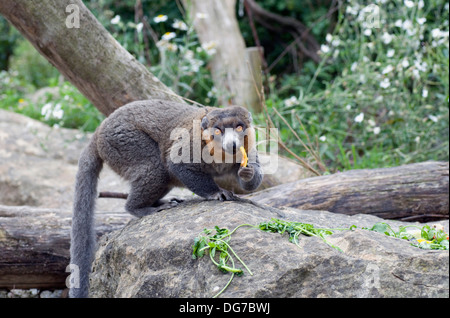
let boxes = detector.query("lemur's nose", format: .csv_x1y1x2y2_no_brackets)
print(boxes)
232,142,237,153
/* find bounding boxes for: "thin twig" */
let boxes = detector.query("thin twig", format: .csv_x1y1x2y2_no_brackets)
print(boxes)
99,192,128,199
272,106,324,173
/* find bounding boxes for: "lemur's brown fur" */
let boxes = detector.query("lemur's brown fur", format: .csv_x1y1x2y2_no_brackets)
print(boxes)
70,99,262,298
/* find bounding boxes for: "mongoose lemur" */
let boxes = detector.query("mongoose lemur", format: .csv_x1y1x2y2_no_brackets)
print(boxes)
70,99,262,297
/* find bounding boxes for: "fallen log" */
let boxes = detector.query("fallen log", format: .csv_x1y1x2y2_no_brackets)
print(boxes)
0,205,131,289
247,161,449,222
0,161,447,289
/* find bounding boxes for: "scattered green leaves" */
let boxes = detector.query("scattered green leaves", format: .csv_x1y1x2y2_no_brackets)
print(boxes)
193,219,448,297
192,225,253,298
258,218,354,252
192,219,353,297
363,222,449,250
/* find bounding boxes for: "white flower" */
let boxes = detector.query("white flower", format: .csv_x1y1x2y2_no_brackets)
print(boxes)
404,0,415,8
351,62,358,72
166,43,178,52
207,87,218,98
189,59,204,72
111,15,121,25
415,136,421,143
41,102,63,120
320,44,330,53
401,58,410,68
363,29,372,36
373,127,381,135
402,20,413,30
136,22,143,33
359,74,366,83
52,103,64,119
431,28,448,38
285,96,299,107
417,17,427,25
156,39,177,52
422,88,429,98
201,41,218,55
395,19,403,27
418,0,424,9
346,5,359,16
162,32,176,41
381,32,393,44
185,50,194,60
428,115,438,123
354,113,364,123
431,28,441,38
414,60,428,72
41,103,53,120
154,14,168,23
382,65,394,74
326,33,333,43
332,38,341,47
387,49,395,58
172,19,188,31
368,119,376,127
319,135,327,142
346,104,352,110
380,78,391,88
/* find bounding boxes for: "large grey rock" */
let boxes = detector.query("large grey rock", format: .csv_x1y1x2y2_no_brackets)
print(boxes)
89,200,449,298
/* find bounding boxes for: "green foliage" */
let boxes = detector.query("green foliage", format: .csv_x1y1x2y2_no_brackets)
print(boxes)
0,0,447,171
192,224,253,298
0,71,103,132
37,81,105,132
264,0,449,171
8,40,60,88
193,217,448,297
0,16,21,71
364,222,449,250
258,218,348,252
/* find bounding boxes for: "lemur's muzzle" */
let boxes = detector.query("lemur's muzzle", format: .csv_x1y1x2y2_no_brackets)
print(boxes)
222,128,241,155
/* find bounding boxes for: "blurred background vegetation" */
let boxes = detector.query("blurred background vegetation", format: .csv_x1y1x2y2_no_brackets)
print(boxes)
0,0,448,173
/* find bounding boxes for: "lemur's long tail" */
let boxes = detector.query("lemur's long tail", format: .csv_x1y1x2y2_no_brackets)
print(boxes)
69,133,103,298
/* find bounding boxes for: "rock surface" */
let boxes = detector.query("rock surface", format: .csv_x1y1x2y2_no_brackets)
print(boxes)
89,200,449,298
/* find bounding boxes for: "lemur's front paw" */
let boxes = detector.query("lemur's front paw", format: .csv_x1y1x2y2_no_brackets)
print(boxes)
238,165,255,182
207,189,236,201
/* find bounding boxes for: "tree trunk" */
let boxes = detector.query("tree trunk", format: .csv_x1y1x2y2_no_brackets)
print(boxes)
247,161,449,222
0,0,183,116
182,0,262,113
0,205,131,289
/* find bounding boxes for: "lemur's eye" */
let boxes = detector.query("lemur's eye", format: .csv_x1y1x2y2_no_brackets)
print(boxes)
236,125,243,132
214,128,222,135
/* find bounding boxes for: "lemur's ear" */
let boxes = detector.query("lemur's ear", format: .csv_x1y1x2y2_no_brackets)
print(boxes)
248,112,253,123
201,116,209,130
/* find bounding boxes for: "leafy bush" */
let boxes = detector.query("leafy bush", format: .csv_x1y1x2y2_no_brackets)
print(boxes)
265,0,449,171
8,40,60,88
0,0,447,172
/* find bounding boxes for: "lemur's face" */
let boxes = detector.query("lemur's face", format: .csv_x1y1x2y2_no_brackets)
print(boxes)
202,106,253,155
